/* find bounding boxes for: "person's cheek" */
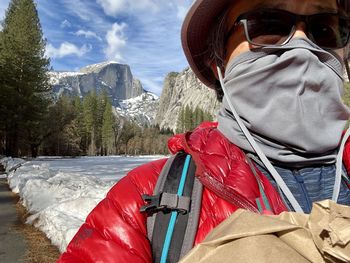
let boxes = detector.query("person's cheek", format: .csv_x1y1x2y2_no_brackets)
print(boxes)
225,27,250,66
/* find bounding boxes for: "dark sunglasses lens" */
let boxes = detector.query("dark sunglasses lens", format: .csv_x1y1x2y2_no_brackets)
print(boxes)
245,10,294,45
309,14,350,49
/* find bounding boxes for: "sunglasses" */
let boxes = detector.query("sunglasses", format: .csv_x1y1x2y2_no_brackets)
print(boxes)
227,8,350,49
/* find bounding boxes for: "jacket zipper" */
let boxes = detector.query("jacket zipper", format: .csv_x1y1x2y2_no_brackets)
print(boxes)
199,172,259,213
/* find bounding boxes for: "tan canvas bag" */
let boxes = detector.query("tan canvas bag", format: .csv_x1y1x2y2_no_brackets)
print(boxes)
180,200,350,263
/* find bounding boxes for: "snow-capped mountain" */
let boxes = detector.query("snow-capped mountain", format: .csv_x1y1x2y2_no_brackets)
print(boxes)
49,61,220,129
116,92,159,126
49,61,144,105
49,61,158,126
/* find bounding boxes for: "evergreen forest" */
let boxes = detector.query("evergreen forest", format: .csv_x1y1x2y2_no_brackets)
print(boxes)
0,0,214,157
39,92,174,157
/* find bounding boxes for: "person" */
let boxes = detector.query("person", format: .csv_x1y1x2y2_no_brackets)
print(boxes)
57,0,350,262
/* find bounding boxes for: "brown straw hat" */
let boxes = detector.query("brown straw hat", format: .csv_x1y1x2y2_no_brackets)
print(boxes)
181,0,350,88
181,0,231,88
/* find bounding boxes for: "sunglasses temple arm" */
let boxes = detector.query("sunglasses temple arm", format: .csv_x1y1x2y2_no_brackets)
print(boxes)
345,58,350,82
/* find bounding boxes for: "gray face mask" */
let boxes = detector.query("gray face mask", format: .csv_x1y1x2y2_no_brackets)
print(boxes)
218,38,350,166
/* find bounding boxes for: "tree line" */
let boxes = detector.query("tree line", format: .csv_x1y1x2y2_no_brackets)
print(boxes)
176,105,214,133
40,92,173,156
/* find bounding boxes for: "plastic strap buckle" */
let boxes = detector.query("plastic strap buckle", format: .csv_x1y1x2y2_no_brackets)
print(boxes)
140,193,190,216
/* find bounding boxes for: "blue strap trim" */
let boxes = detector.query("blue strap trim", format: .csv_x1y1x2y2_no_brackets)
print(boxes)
177,155,191,196
256,198,263,213
260,188,272,212
160,212,177,263
160,155,192,263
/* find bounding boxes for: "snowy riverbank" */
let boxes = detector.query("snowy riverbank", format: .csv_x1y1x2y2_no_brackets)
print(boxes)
1,155,165,253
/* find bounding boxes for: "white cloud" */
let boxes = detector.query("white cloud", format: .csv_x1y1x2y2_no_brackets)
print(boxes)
46,42,92,59
61,0,96,21
96,0,159,16
75,30,102,41
104,22,127,62
60,19,71,28
96,0,192,18
96,0,124,16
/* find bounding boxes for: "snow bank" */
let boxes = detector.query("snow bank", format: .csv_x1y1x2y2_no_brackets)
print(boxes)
1,155,165,252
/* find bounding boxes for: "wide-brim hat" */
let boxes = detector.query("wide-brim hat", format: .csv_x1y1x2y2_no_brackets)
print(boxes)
181,0,350,88
181,0,231,88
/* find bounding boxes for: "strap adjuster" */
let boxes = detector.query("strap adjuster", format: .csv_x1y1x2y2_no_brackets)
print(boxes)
140,194,164,215
140,193,190,216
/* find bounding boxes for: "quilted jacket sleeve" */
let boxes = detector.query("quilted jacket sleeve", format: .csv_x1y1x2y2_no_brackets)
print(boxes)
57,158,168,263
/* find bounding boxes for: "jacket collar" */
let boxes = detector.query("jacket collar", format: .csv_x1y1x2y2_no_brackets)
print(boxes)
168,122,287,214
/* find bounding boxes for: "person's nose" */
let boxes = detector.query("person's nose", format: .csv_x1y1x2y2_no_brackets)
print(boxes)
292,21,308,39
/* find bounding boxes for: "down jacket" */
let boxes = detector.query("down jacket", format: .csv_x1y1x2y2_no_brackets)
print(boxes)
57,122,350,262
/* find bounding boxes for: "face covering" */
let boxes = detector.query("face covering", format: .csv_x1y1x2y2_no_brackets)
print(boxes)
218,38,350,167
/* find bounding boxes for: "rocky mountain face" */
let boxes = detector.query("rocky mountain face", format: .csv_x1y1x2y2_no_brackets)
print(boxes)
49,62,220,129
116,92,159,126
49,61,144,105
155,68,221,132
49,61,159,126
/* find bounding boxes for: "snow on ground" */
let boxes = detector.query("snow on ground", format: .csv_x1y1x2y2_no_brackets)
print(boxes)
1,155,165,253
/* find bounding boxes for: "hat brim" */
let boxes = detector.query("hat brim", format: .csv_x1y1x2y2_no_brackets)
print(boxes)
181,0,231,88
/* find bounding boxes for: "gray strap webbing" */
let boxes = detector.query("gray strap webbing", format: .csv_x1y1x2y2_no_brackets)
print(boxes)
179,177,203,259
160,193,191,212
147,155,175,241
146,153,203,261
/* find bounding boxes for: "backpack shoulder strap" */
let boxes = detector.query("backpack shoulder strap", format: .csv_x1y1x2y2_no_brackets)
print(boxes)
140,151,203,263
145,154,176,241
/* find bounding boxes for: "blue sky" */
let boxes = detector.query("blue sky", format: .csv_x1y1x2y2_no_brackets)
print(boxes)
0,0,192,95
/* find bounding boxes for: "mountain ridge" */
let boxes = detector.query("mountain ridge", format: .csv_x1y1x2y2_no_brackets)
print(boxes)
49,61,145,104
49,61,221,130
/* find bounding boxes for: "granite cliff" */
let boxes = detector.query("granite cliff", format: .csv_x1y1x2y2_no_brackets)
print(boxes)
49,61,157,126
49,62,220,130
49,61,144,106
155,68,220,132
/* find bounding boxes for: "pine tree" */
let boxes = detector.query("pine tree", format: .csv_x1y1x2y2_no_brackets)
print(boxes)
41,95,76,155
73,96,86,152
0,0,50,157
112,114,124,154
119,121,141,155
62,119,82,156
193,106,201,128
184,105,192,131
95,91,109,154
176,106,185,133
101,100,115,155
83,91,98,155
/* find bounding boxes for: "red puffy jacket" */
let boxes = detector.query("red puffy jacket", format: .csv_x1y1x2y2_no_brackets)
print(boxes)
58,122,350,262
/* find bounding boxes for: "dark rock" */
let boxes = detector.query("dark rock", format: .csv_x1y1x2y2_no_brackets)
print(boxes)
49,61,144,106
